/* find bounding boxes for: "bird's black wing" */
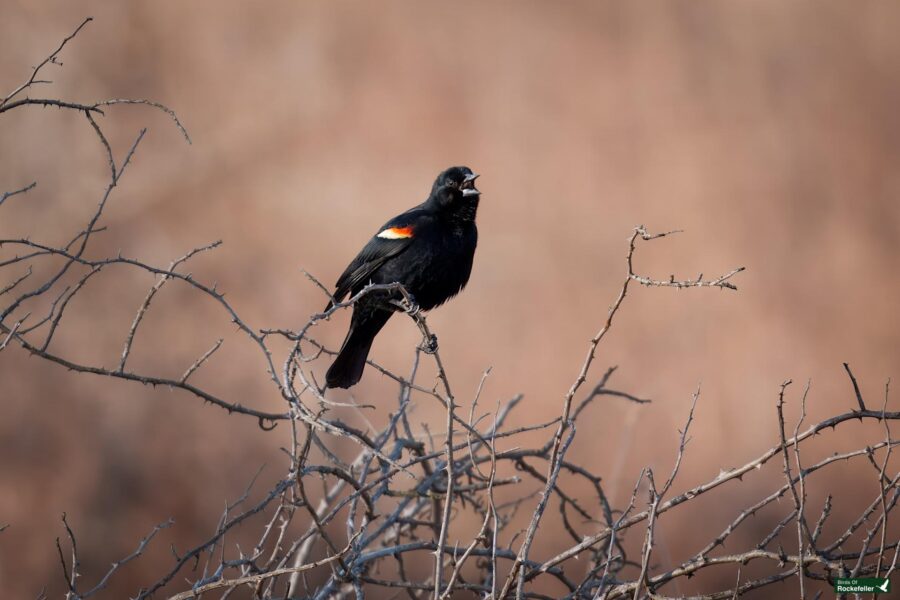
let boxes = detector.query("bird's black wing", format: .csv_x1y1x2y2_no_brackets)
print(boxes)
329,209,427,307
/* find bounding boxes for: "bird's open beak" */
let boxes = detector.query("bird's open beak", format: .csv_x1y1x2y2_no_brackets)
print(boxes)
462,173,480,197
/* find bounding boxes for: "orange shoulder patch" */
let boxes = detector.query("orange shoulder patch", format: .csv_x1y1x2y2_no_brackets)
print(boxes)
377,226,414,240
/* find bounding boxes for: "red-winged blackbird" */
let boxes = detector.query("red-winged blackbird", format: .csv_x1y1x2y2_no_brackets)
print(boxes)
325,166,481,389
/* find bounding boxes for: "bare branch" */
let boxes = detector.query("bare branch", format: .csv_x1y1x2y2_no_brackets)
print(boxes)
843,362,867,411
0,182,37,207
0,17,93,108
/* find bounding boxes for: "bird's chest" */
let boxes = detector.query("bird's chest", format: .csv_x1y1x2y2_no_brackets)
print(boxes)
427,227,472,262
403,227,476,308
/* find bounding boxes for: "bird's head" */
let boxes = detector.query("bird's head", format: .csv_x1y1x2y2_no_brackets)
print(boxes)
432,166,480,199
429,166,481,218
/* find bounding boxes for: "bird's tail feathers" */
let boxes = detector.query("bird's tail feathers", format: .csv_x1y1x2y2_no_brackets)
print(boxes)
325,310,392,388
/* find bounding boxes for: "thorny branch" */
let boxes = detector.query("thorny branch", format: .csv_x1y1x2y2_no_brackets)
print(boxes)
3,19,897,600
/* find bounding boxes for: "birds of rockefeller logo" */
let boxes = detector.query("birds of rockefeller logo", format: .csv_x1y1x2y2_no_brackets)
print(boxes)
833,577,890,594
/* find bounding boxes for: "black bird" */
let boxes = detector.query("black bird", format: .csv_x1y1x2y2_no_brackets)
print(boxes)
325,166,481,389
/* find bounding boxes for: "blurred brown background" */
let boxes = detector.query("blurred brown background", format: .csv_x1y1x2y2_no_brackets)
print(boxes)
2,1,900,598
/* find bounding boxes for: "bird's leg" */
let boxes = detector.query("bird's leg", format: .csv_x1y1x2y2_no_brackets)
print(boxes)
404,293,421,317
391,294,421,317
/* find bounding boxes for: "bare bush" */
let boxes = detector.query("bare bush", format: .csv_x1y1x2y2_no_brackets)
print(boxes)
2,20,897,600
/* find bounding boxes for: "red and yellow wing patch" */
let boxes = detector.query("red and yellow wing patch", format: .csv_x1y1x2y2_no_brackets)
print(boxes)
377,226,414,240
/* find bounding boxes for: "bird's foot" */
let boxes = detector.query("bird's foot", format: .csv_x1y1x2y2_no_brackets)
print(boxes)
420,334,438,354
402,295,421,317
389,295,421,316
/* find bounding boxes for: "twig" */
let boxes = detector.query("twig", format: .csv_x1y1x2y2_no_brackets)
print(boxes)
0,182,37,207
843,362,867,411
0,17,93,109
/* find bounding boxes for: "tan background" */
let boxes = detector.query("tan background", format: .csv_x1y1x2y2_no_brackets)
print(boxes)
2,2,899,598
